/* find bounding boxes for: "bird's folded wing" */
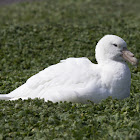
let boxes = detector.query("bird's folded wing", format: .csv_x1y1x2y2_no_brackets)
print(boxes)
26,57,99,89
7,58,100,100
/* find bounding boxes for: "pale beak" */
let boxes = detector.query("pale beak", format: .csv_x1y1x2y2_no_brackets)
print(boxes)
122,48,138,66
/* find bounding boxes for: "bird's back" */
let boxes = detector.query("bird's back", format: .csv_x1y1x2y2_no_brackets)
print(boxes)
8,58,100,102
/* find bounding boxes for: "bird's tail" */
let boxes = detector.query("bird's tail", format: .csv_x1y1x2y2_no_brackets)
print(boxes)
0,94,11,100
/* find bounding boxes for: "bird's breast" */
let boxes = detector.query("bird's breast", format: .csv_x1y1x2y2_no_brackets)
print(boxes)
99,62,131,98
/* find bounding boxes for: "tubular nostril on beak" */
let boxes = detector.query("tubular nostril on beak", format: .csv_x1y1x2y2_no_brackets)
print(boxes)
122,48,134,57
128,52,134,57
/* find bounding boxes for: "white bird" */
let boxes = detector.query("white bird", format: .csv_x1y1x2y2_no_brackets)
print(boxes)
0,35,138,103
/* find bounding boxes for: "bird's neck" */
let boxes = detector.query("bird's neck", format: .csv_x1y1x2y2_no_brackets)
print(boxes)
98,60,130,77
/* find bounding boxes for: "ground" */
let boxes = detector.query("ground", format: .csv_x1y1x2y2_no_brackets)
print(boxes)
0,0,40,5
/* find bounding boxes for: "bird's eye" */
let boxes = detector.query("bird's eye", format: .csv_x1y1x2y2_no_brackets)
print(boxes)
113,44,117,47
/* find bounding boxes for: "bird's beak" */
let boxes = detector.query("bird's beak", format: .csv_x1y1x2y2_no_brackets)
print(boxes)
122,48,138,66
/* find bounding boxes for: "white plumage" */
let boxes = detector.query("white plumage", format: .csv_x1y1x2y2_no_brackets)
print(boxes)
0,35,138,103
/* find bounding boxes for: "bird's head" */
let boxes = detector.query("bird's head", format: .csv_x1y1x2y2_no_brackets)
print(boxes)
95,35,138,66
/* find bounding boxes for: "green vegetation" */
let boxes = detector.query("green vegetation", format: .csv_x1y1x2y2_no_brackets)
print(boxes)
0,0,140,139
